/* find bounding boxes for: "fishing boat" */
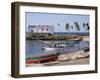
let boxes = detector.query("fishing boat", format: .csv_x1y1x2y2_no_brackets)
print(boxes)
26,53,59,64
41,47,64,51
41,47,57,50
41,41,66,50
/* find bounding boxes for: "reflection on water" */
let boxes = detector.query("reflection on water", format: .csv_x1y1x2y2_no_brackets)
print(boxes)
26,40,89,58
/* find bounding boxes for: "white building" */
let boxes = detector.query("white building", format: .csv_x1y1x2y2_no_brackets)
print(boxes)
28,25,54,33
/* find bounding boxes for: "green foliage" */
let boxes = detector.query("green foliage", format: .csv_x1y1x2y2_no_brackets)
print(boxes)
86,23,89,31
83,23,86,27
65,22,89,32
74,22,80,31
65,23,70,30
83,22,89,31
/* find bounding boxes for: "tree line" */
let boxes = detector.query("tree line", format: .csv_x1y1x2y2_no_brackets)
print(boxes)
65,22,89,31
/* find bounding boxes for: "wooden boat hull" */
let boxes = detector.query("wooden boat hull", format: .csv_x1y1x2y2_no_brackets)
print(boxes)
26,54,59,64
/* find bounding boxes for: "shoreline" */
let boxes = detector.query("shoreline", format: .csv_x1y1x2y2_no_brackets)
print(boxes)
26,36,89,41
43,57,89,66
26,50,90,67
26,32,89,41
26,57,89,67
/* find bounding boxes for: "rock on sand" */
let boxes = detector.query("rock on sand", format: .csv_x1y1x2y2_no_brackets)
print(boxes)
58,50,89,61
58,54,69,61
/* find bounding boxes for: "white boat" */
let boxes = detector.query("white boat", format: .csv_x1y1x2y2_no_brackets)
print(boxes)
41,46,65,51
40,40,66,51
41,47,56,51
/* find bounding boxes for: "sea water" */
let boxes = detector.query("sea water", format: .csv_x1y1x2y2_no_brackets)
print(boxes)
26,40,89,58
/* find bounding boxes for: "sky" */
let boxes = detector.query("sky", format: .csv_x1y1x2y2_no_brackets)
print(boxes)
25,12,89,33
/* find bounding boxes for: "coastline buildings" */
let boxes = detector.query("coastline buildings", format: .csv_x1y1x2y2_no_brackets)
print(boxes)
28,25,54,33
26,24,89,40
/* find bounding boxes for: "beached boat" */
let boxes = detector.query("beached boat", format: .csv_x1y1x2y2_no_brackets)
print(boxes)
26,53,59,64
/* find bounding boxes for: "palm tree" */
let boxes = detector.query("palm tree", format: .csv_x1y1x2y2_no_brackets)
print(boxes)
83,23,86,28
65,23,70,30
74,22,80,31
86,23,89,31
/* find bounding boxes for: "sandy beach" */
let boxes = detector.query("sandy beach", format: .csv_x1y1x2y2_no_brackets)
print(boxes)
43,58,89,66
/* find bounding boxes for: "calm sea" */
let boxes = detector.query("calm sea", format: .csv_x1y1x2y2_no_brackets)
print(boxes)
26,40,89,58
